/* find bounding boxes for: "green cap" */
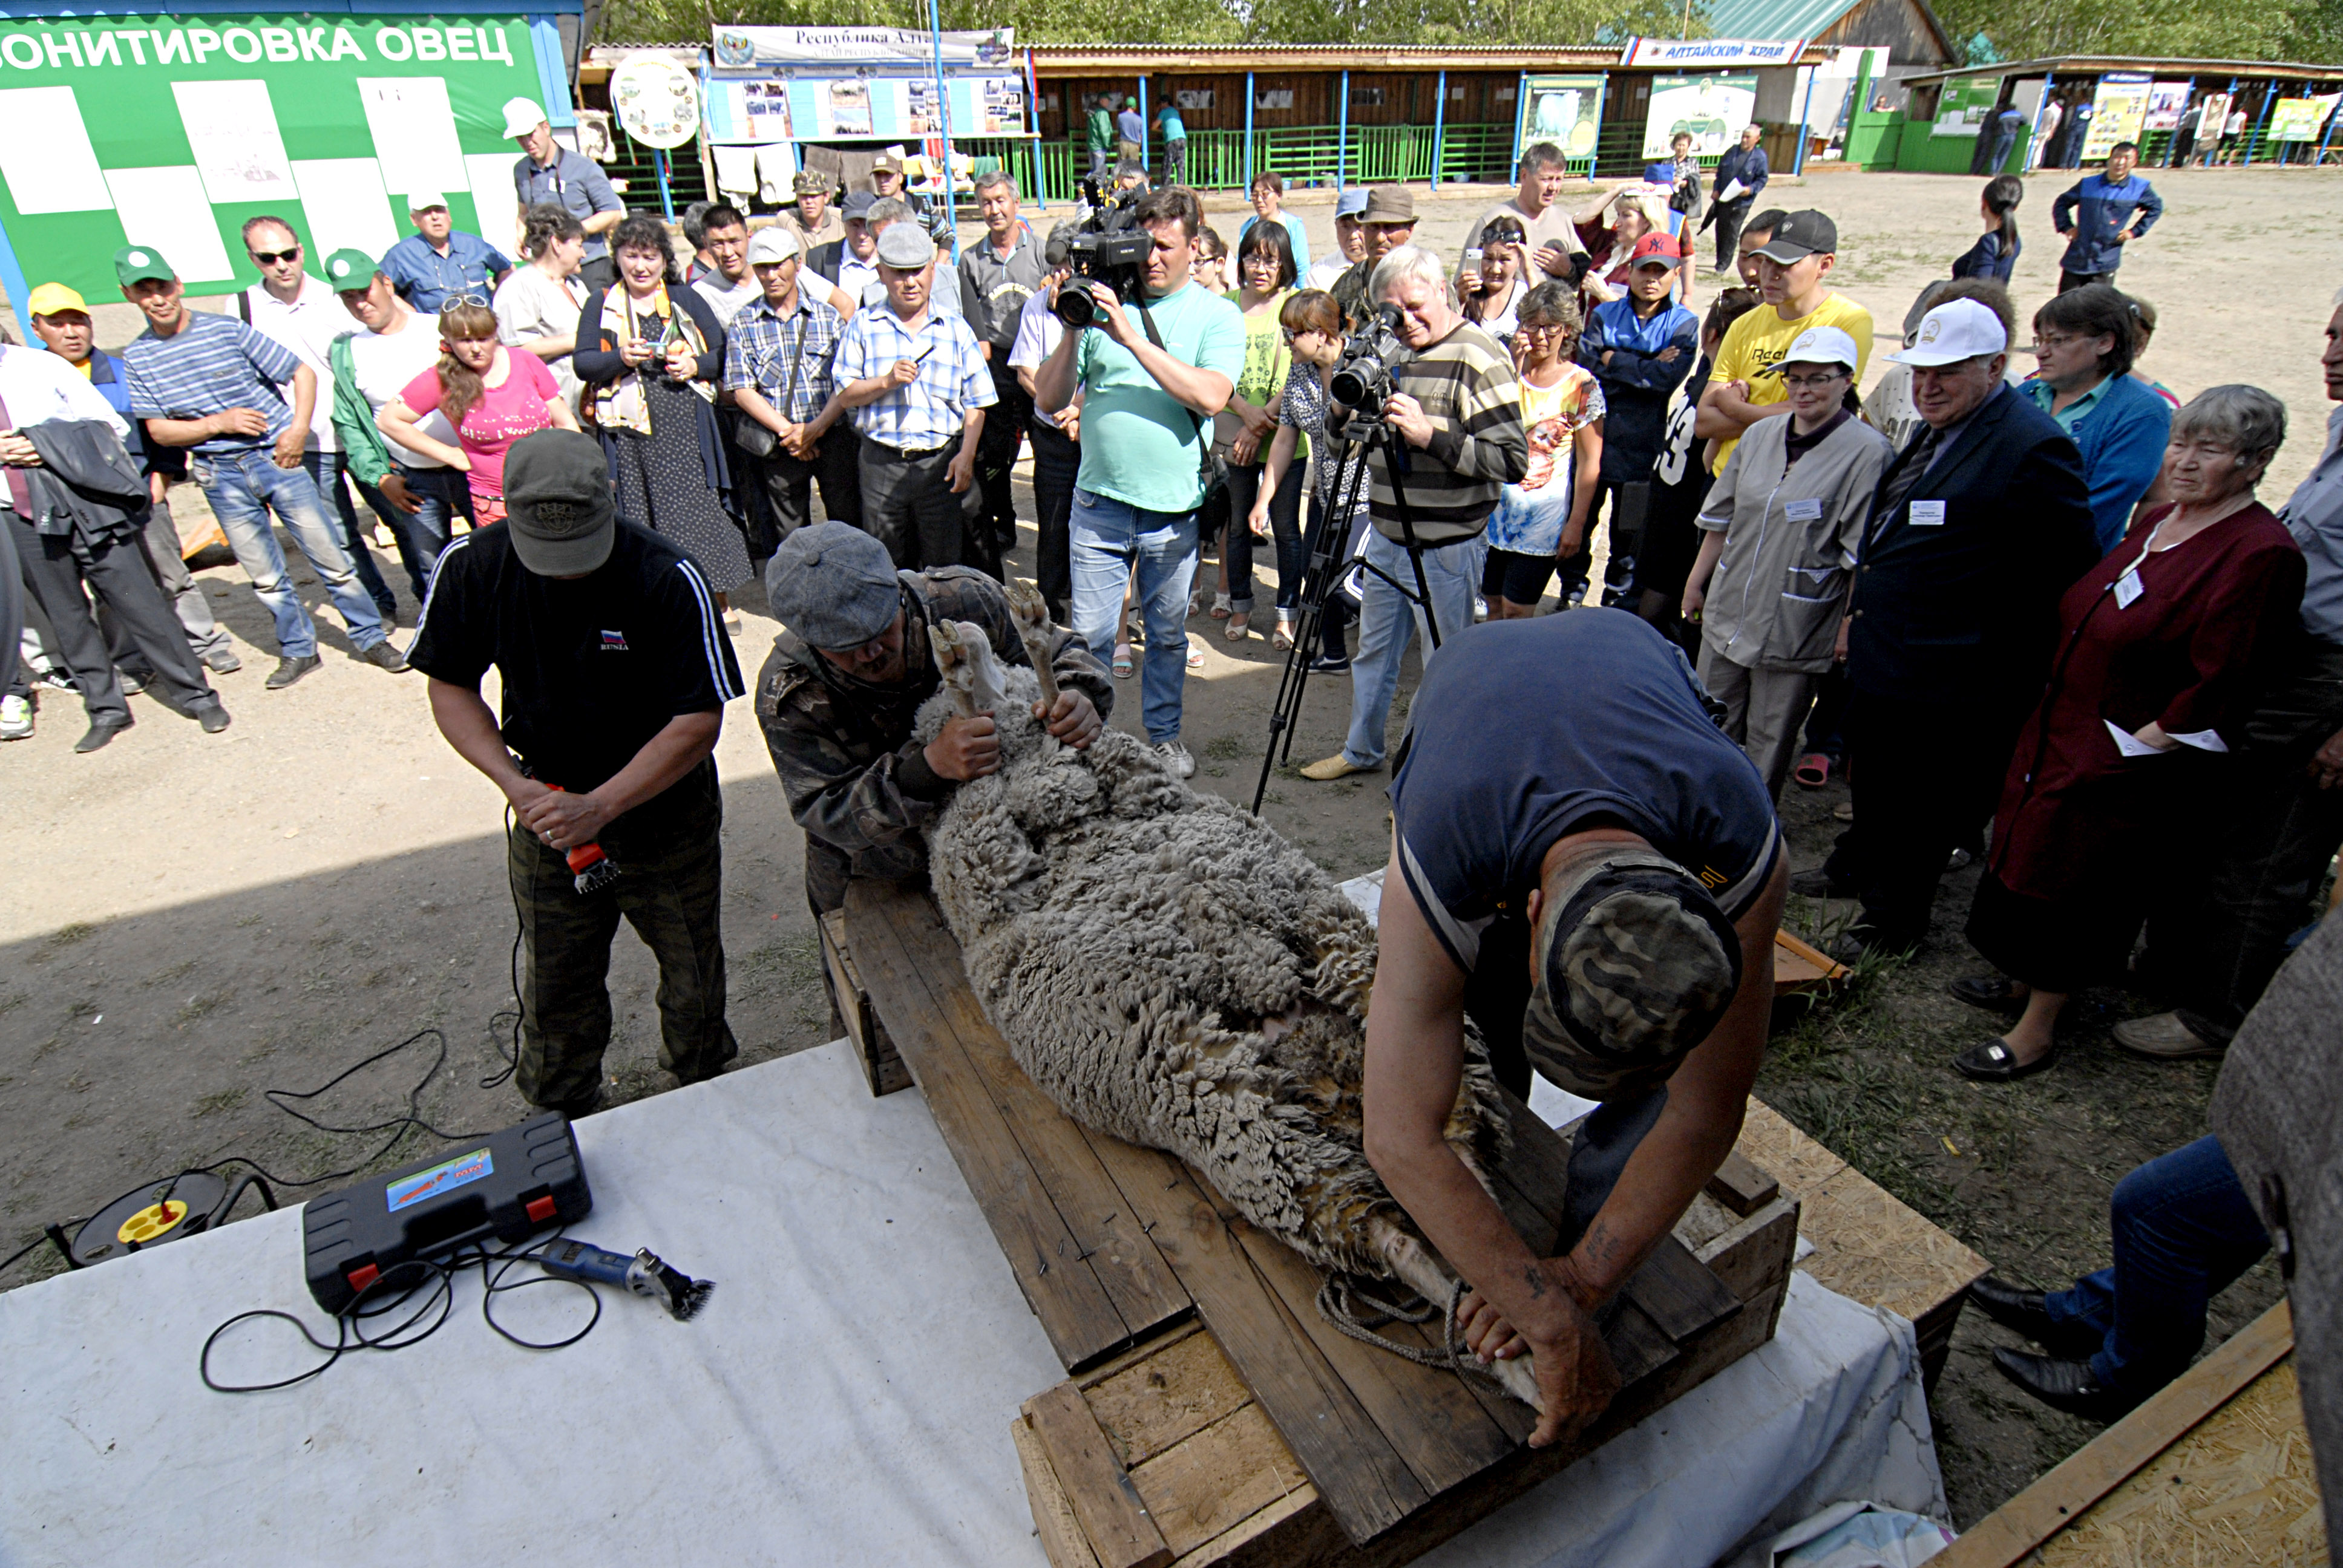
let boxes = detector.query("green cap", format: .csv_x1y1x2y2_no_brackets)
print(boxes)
113,244,173,287
322,248,379,291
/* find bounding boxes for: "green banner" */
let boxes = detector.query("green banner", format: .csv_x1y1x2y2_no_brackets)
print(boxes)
0,14,552,299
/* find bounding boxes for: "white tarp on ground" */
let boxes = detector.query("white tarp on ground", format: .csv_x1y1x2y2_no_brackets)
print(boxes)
2,1031,1944,1567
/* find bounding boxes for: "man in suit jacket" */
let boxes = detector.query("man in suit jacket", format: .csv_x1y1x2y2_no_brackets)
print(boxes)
1801,296,2097,959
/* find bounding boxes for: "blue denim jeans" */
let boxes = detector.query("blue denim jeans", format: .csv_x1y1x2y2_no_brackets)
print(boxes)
2043,1135,2270,1398
351,463,468,601
198,446,387,658
1070,486,1197,745
304,449,396,619
1342,529,1481,769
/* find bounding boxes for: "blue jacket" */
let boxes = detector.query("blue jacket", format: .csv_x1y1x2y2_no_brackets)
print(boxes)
2051,173,2163,275
1950,226,2019,283
1581,296,1700,481
2028,371,2174,554
1712,144,1768,209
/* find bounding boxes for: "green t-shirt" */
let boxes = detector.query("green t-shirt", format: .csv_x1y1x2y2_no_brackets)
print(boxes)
1075,280,1247,514
1215,288,1292,452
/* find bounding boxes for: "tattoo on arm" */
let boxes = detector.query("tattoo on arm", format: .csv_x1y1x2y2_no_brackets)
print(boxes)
1522,1264,1547,1299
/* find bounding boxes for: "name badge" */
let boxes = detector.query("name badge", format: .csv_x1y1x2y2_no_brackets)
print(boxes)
2114,567,2145,609
1908,500,1946,527
1784,498,1824,522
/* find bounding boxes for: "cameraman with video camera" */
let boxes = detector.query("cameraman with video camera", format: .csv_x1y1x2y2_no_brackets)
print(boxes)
1034,186,1244,779
1301,246,1528,783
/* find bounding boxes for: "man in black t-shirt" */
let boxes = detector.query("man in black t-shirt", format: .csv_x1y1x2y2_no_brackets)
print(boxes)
410,430,747,1118
1363,610,1787,1449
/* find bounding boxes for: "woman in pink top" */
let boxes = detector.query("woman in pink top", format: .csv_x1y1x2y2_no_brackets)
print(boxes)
376,299,577,524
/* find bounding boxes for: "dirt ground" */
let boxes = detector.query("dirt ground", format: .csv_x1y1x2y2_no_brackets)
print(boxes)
3,166,2334,1534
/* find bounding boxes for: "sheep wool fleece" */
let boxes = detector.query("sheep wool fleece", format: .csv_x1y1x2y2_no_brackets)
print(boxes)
913,661,1510,1280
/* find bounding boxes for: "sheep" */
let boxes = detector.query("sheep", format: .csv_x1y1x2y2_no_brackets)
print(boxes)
914,599,1540,1411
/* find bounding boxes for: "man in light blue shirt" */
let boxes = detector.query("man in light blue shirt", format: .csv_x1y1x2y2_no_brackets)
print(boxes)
1033,188,1244,774
381,194,513,317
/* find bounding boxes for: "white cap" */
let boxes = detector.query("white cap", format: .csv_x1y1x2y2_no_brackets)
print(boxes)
407,191,449,214
502,97,548,140
1765,324,1861,376
746,226,801,264
1884,298,2007,367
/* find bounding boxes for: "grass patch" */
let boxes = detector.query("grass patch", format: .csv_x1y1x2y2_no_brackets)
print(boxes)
192,1086,248,1118
48,922,94,947
1202,734,1249,762
141,959,197,989
173,991,228,1027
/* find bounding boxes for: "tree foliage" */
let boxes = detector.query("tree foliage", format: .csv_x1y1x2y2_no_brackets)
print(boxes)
1931,0,2339,63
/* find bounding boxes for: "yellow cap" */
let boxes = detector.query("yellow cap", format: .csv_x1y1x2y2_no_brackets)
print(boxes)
25,281,87,318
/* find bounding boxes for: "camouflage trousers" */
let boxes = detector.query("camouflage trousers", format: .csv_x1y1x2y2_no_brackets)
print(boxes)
509,761,738,1112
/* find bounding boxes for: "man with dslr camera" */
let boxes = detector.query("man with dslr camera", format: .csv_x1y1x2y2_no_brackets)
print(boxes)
1302,246,1528,783
1034,188,1244,779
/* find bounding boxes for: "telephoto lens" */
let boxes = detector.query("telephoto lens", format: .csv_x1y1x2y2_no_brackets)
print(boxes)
1054,283,1101,331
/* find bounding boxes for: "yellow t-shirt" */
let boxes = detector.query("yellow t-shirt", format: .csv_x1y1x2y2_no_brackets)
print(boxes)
1705,291,1875,472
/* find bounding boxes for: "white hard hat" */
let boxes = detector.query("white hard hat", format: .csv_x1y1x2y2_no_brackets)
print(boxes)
502,97,548,140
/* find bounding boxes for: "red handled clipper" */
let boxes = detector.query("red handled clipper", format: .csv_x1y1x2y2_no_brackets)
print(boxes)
545,786,621,895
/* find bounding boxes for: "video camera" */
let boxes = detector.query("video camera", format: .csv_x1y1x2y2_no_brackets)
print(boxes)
1328,303,1411,438
1054,176,1154,331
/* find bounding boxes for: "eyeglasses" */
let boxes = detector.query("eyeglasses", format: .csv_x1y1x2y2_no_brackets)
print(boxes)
2030,333,2083,353
1515,321,1569,339
249,246,301,265
1778,371,1847,390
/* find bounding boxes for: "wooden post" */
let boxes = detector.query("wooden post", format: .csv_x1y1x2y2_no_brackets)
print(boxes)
2319,83,2340,167
1509,68,1527,175
2245,78,2273,166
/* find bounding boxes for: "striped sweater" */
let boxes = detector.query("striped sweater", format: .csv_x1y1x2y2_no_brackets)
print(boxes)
1371,322,1529,546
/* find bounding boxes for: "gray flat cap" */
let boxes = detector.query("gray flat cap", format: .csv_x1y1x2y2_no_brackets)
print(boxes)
767,523,902,648
875,222,936,269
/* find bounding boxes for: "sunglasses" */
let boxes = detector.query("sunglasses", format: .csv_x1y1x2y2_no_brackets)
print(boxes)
249,246,301,265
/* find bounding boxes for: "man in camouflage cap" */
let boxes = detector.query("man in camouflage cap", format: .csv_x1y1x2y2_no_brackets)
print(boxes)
754,523,1112,985
1361,610,1786,1450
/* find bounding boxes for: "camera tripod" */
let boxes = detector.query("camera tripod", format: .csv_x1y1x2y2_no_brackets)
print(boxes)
1250,417,1440,815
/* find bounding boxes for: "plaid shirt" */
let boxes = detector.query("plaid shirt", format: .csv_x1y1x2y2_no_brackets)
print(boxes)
121,309,301,455
722,290,845,426
831,305,994,452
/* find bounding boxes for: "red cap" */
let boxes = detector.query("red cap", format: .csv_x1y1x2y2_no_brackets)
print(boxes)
1629,232,1682,267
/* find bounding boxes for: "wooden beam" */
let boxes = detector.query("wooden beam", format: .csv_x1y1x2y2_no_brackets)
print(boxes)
1024,1382,1176,1568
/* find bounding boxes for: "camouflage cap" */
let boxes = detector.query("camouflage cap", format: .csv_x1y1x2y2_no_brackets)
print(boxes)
1522,848,1743,1100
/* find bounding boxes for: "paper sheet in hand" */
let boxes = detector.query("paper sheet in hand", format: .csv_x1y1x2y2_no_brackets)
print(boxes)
291,160,402,261
357,76,471,202
174,79,298,206
105,166,235,284
0,86,111,214
1718,177,1749,203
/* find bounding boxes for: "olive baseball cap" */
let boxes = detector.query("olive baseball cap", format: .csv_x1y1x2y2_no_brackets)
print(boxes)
766,522,901,649
1360,185,1415,225
502,431,615,576
114,245,174,286
322,248,379,292
1522,848,1744,1100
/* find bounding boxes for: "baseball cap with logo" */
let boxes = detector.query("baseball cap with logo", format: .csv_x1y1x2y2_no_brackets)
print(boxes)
875,223,936,269
1748,209,1838,264
1522,848,1745,1100
114,246,174,287
502,430,615,576
25,282,87,318
1628,232,1683,269
747,227,801,265
1360,185,1415,226
872,152,905,174
322,248,378,291
502,97,548,140
1884,298,2008,367
1760,324,1861,376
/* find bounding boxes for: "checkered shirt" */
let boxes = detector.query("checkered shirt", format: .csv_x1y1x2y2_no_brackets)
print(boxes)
721,292,846,426
120,309,301,454
831,305,994,452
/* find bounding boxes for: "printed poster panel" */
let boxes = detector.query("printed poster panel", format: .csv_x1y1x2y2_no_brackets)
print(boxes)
2082,72,2151,162
1518,74,1604,161
2267,95,2338,142
1931,76,1999,137
1643,73,1756,159
2141,80,2191,132
2196,92,2231,140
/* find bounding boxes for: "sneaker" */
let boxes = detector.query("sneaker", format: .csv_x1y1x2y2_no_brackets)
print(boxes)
1307,653,1351,675
202,647,244,675
359,640,411,673
0,693,30,739
266,654,323,690
33,670,76,693
1472,596,1489,623
1156,740,1196,779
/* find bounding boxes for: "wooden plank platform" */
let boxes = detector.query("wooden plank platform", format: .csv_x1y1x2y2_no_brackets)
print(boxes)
1933,1301,2319,1568
844,879,1798,1563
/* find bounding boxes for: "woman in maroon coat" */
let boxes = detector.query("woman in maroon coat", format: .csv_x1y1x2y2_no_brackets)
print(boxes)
1951,385,2306,1081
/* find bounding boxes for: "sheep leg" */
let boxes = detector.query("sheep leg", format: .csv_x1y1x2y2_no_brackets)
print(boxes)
928,621,981,719
1368,1215,1544,1412
1001,577,1063,710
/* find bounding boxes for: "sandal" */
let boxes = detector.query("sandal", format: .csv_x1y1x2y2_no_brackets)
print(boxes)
1948,975,2031,1014
1792,753,1833,788
1209,592,1233,621
1225,613,1250,641
1273,617,1296,651
1112,643,1134,679
1954,1036,2060,1082
1185,639,1207,671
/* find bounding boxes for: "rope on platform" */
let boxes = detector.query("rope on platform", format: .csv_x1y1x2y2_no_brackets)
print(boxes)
1314,1273,1506,1391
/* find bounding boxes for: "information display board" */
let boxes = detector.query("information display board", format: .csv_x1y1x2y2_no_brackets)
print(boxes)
2141,80,2191,132
701,70,1026,144
2268,94,2339,142
1643,73,1757,158
2082,71,2152,162
0,13,560,302
1517,74,1605,162
1930,76,1999,137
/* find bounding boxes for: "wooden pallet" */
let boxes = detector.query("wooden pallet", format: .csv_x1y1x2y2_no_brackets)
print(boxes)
820,909,912,1097
1933,1301,2321,1567
842,880,1800,1564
